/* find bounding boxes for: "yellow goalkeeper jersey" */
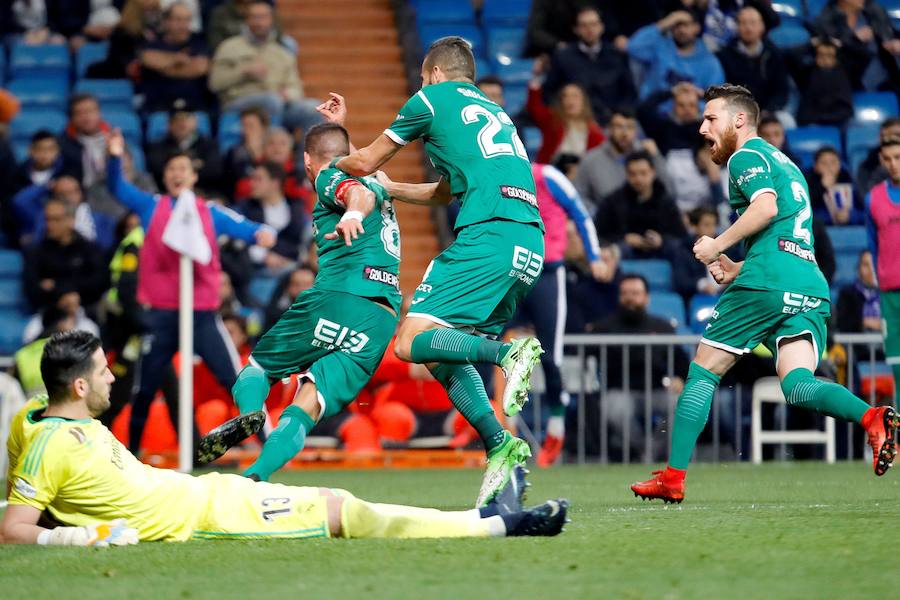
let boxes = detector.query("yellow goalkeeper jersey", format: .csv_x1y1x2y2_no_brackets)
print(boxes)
6,395,49,491
7,405,209,541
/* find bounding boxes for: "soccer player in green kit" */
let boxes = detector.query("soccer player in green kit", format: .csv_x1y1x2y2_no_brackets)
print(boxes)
632,85,900,503
318,36,545,507
197,122,404,481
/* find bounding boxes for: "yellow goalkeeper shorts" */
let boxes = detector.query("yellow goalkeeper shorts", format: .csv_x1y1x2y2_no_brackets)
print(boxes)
192,473,333,540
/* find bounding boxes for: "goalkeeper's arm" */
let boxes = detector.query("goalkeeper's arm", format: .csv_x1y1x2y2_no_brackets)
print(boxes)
1,503,138,546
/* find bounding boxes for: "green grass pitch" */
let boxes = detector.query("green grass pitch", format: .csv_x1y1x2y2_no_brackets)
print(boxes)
2,462,898,599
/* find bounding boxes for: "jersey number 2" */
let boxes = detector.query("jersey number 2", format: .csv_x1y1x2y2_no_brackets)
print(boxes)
790,181,812,245
460,105,528,162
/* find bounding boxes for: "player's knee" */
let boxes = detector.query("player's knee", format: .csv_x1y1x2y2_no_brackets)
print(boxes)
394,333,414,362
292,382,322,421
780,367,815,405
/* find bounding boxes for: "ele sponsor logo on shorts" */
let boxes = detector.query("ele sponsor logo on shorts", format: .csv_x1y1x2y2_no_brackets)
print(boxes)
509,246,544,285
782,292,821,315
313,318,370,353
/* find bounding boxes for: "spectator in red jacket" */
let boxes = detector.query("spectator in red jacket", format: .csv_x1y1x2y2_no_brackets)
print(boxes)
527,69,604,164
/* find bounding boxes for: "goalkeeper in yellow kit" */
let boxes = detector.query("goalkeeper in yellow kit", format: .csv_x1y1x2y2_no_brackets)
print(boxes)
1,331,568,545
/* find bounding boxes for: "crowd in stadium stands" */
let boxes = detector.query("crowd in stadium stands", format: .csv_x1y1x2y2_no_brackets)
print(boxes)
0,0,897,462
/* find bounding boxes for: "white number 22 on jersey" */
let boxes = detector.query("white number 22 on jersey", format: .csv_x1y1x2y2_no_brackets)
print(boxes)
790,181,812,245
460,104,529,162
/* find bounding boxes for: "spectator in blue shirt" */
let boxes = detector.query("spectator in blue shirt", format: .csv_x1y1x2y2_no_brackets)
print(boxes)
139,2,211,111
627,9,725,100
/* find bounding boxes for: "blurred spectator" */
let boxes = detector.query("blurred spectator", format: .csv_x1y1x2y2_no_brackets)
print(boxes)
673,206,724,299
85,0,162,79
627,9,724,100
104,212,144,355
812,0,900,91
217,271,244,317
106,129,274,453
12,131,71,193
527,77,604,164
599,2,669,42
857,118,900,195
207,0,295,54
701,0,781,51
595,150,687,259
0,0,77,44
209,0,321,134
0,132,18,243
224,106,269,196
542,7,636,125
22,285,101,344
524,0,586,57
12,175,115,249
78,0,121,44
638,82,709,210
240,161,307,271
835,250,881,333
796,39,854,127
60,93,109,191
475,75,504,107
139,2,211,111
588,274,689,460
758,112,800,165
14,306,75,396
805,146,864,225
715,6,788,114
637,82,703,155
22,197,109,313
234,127,309,206
686,134,727,211
574,107,669,214
146,99,223,194
813,217,837,285
565,241,621,333
263,265,315,333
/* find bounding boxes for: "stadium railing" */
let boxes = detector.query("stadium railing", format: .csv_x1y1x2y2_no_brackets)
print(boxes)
517,333,887,465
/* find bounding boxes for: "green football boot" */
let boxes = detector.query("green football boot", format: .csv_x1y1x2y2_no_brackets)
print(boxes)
500,337,544,417
475,432,532,507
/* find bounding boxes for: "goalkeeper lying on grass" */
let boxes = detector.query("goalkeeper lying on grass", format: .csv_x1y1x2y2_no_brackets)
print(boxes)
1,331,568,545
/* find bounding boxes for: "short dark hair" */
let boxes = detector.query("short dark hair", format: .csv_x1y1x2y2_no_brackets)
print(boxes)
814,145,840,162
881,117,900,131
256,160,286,182
164,151,195,170
620,273,649,291
476,75,503,89
552,153,581,174
688,206,718,226
575,5,602,24
45,196,75,217
40,330,102,403
305,122,350,160
880,135,900,152
424,36,476,82
704,84,760,128
624,150,654,168
30,130,57,145
757,112,781,129
240,106,270,128
610,107,637,121
68,93,98,117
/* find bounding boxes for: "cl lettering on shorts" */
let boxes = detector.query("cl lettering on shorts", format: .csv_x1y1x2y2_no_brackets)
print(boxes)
313,318,370,353
499,185,538,208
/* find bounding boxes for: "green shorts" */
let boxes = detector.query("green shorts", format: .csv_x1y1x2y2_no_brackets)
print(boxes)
250,288,398,420
701,286,831,367
882,289,900,362
408,219,545,337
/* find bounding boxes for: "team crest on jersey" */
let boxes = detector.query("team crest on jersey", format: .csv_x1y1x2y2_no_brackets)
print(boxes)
736,166,764,187
14,478,37,499
313,318,370,353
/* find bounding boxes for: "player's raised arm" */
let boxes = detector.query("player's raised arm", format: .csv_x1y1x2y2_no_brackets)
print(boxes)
325,183,376,246
375,171,452,206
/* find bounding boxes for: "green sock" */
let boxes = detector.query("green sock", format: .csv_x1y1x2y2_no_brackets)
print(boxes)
669,362,721,470
232,365,270,414
244,405,314,481
893,365,900,404
410,329,510,365
431,363,507,453
781,368,870,423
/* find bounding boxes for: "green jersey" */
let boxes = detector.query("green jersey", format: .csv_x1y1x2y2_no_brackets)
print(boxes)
312,160,402,312
385,81,543,232
726,137,829,299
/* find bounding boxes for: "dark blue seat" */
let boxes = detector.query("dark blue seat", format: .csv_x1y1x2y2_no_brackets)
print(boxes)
74,79,134,112
129,144,146,172
845,122,880,173
0,309,29,355
522,126,541,158
0,279,27,310
10,43,69,79
0,250,24,277
648,291,687,330
9,110,68,143
482,0,531,26
419,25,484,58
769,22,810,49
688,294,719,333
486,27,526,64
103,110,143,146
852,92,899,124
494,59,532,86
7,77,69,112
826,225,867,255
502,84,527,116
771,0,804,21
833,251,858,287
619,259,673,291
414,0,476,25
785,125,842,170
75,42,108,78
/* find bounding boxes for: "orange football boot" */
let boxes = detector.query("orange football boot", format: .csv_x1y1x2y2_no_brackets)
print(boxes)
536,434,564,468
864,406,900,476
631,469,685,504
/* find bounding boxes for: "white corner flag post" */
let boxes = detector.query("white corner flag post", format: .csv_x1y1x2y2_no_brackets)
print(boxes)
162,190,212,473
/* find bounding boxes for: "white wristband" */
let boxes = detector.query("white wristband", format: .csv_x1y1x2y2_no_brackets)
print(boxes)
37,530,52,545
340,210,364,223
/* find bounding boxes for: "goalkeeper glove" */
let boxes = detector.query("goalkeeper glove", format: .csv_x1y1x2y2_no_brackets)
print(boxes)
37,519,139,547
